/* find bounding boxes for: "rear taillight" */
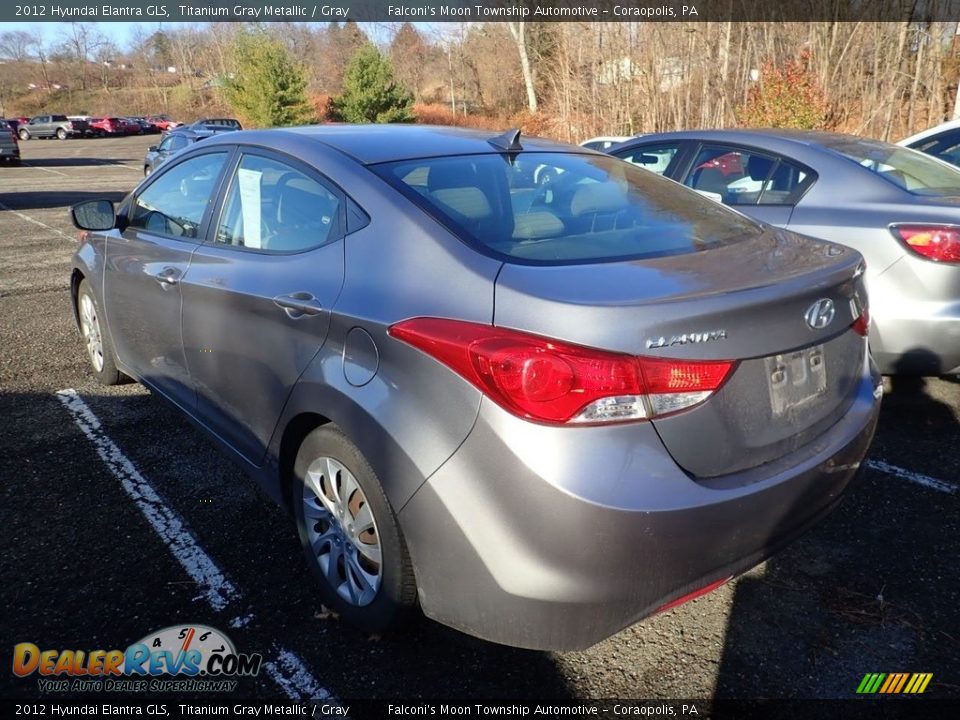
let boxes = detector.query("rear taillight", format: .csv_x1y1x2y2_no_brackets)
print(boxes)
389,318,736,425
891,225,960,263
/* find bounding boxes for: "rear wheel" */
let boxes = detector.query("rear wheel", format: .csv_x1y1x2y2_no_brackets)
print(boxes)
292,426,417,632
77,280,125,385
56,127,67,140
18,129,29,141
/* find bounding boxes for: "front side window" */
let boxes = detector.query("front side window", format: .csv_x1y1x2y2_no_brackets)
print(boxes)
214,154,342,253
129,152,228,239
614,144,681,176
374,152,765,265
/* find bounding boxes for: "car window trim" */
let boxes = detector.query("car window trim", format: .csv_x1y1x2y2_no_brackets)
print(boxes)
204,145,350,256
127,147,236,245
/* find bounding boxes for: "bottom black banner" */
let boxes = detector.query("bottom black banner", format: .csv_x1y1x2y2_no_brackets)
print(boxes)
1,698,958,720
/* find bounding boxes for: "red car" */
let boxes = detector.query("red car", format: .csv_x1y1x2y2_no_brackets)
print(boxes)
90,117,140,137
146,115,181,132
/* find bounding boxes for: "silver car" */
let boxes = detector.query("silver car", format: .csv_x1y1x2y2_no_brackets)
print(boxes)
610,130,960,376
69,125,880,650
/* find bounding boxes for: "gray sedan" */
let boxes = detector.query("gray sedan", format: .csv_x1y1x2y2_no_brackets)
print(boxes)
69,125,880,650
609,130,960,376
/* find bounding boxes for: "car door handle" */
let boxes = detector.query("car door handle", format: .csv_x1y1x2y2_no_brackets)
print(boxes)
273,292,323,317
153,268,181,286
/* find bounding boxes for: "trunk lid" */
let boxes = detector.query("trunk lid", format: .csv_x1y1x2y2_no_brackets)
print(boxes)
493,229,868,478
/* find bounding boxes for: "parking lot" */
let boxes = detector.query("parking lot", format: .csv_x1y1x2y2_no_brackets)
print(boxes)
1,135,958,705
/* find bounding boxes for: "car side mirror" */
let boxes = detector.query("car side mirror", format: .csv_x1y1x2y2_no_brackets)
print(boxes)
70,199,116,231
148,145,158,152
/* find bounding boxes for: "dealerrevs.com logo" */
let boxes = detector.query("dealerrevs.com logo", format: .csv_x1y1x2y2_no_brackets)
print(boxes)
12,624,262,693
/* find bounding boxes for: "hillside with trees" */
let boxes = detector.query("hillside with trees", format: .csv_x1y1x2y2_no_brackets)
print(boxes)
1,20,958,141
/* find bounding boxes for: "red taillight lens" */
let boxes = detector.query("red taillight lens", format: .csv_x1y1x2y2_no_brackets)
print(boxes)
389,318,735,425
892,225,960,263
851,307,870,337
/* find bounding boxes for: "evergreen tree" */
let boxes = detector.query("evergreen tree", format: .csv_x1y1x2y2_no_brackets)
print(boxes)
329,43,414,124
223,29,315,128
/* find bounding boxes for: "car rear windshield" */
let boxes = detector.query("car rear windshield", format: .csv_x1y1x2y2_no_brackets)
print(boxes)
829,139,960,196
373,152,765,264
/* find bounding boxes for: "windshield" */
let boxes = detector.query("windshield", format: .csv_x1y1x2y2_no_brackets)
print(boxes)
373,152,764,264
829,140,960,195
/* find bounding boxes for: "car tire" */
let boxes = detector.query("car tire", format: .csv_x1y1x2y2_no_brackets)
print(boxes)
292,426,418,632
76,279,125,386
18,129,29,141
56,128,68,140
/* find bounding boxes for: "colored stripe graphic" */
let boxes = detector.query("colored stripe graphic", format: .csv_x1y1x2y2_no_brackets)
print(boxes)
857,672,932,694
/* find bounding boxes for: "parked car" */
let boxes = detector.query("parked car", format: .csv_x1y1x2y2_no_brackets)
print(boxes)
579,135,631,151
130,117,161,134
188,117,243,130
609,129,960,376
147,115,181,132
68,115,97,137
90,117,140,137
0,120,20,165
143,123,240,175
898,119,960,168
69,125,880,651
18,114,88,140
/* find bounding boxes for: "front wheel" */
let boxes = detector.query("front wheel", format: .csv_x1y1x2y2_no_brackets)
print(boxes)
293,426,417,632
18,129,29,141
77,280,125,385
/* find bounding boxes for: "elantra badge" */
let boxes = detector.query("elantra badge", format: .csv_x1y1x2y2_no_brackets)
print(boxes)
805,299,835,330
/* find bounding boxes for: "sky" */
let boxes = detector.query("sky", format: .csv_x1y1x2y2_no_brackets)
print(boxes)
0,21,180,51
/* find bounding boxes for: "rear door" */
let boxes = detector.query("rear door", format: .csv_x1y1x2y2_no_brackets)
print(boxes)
103,150,231,410
180,149,347,464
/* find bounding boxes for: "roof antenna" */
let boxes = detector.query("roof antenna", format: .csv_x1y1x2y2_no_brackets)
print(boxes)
489,128,523,152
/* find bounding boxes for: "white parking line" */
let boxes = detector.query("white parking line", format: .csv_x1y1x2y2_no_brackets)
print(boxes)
264,648,334,701
0,199,78,242
866,459,958,494
19,162,68,177
55,388,333,701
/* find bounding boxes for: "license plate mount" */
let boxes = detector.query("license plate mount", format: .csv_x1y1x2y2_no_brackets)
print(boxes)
766,345,827,417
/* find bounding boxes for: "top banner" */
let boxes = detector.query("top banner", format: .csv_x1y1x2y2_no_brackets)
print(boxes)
5,0,960,24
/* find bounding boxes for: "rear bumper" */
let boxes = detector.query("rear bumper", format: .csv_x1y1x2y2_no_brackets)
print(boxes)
871,300,960,375
399,354,881,650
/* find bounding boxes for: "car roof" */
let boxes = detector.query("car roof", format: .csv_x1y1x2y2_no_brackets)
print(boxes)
199,124,584,164
618,128,908,157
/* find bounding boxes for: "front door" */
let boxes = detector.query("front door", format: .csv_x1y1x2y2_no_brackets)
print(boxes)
103,150,230,410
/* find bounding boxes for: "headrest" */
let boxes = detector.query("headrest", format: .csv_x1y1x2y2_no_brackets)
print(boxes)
432,187,492,220
570,181,628,217
512,211,564,240
747,155,774,181
429,163,474,191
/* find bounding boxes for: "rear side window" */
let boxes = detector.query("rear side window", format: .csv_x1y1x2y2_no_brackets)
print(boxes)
374,152,764,265
908,130,960,169
686,146,813,206
214,154,342,253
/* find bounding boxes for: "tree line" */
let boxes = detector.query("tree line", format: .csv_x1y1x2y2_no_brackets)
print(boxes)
1,20,957,141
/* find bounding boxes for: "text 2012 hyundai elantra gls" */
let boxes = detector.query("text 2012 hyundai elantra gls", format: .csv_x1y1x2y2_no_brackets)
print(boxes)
69,125,881,650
